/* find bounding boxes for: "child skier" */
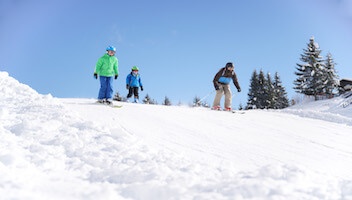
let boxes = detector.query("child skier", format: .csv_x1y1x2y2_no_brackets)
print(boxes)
94,45,119,104
126,66,143,103
212,62,241,111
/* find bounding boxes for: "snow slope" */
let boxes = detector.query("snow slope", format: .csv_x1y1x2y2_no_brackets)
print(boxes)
1,71,352,200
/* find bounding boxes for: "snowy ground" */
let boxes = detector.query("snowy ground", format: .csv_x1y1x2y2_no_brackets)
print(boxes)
1,71,352,200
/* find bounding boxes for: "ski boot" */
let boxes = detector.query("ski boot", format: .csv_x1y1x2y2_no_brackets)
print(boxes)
211,105,221,111
224,107,232,112
97,99,105,104
105,99,113,105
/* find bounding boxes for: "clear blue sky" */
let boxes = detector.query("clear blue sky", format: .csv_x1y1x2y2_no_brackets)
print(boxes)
1,0,352,107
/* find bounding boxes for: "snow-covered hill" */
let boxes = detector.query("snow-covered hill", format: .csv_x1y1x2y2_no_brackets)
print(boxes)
1,71,352,200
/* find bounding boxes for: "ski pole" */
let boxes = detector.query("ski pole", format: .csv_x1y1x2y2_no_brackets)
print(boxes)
196,90,216,105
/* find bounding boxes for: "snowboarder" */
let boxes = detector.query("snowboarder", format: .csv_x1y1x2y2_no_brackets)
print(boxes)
212,62,241,111
126,66,143,103
93,45,119,104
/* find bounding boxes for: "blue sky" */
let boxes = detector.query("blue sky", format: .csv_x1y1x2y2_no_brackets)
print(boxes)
1,0,352,107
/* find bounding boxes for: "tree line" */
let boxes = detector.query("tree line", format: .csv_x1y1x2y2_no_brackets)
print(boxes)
113,92,171,106
247,70,289,109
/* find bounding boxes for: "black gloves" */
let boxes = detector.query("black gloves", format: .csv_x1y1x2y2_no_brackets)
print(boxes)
126,85,144,91
215,85,220,90
94,73,118,80
237,88,241,92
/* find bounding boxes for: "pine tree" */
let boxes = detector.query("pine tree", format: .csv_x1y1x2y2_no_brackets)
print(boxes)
193,96,201,107
323,53,339,98
163,96,172,106
266,73,275,109
246,70,260,109
273,72,289,109
143,94,151,104
294,36,325,100
247,70,289,110
143,94,157,104
113,92,124,101
257,70,268,109
202,101,210,108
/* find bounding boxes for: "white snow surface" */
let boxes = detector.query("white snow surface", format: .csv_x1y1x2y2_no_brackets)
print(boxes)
1,71,352,200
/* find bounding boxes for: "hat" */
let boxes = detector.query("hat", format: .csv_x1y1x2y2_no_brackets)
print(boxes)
226,62,234,68
131,66,139,71
106,45,116,52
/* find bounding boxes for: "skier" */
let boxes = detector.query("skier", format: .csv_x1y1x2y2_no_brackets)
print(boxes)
212,62,241,111
126,66,144,103
93,45,119,104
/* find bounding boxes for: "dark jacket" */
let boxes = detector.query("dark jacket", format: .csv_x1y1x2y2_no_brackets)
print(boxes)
213,67,241,90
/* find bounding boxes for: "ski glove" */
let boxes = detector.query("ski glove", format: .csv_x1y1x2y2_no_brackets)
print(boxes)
94,73,98,79
126,85,129,90
237,88,241,92
140,86,144,91
215,85,220,90
114,75,118,79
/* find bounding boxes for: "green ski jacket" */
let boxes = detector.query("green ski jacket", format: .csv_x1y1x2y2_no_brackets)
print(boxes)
94,54,118,77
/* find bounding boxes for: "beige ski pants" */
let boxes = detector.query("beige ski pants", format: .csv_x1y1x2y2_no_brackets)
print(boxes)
212,84,232,108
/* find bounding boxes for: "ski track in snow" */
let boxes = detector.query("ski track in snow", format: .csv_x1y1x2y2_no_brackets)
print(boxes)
1,71,352,200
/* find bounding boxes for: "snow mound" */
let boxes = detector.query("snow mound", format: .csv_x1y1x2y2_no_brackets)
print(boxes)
282,94,352,126
1,71,352,200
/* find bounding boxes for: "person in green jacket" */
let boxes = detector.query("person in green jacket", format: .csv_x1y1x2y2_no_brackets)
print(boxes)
94,45,119,104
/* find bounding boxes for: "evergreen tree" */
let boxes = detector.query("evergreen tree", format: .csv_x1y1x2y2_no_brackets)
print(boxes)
273,72,289,109
246,70,260,109
323,53,339,98
113,92,124,101
177,100,183,106
247,70,289,110
257,70,268,109
143,94,151,104
294,36,325,100
202,101,210,108
266,73,275,109
193,96,201,107
163,96,172,106
143,94,157,104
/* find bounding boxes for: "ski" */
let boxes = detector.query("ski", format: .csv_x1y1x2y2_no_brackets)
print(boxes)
95,100,123,108
210,108,245,114
342,91,352,99
231,110,245,114
111,105,123,108
341,98,352,108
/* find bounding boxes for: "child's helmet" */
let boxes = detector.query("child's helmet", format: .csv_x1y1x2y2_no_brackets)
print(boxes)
106,45,116,52
131,66,139,71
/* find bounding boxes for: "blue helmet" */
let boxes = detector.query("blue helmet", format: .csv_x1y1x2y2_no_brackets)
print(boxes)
106,45,116,52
